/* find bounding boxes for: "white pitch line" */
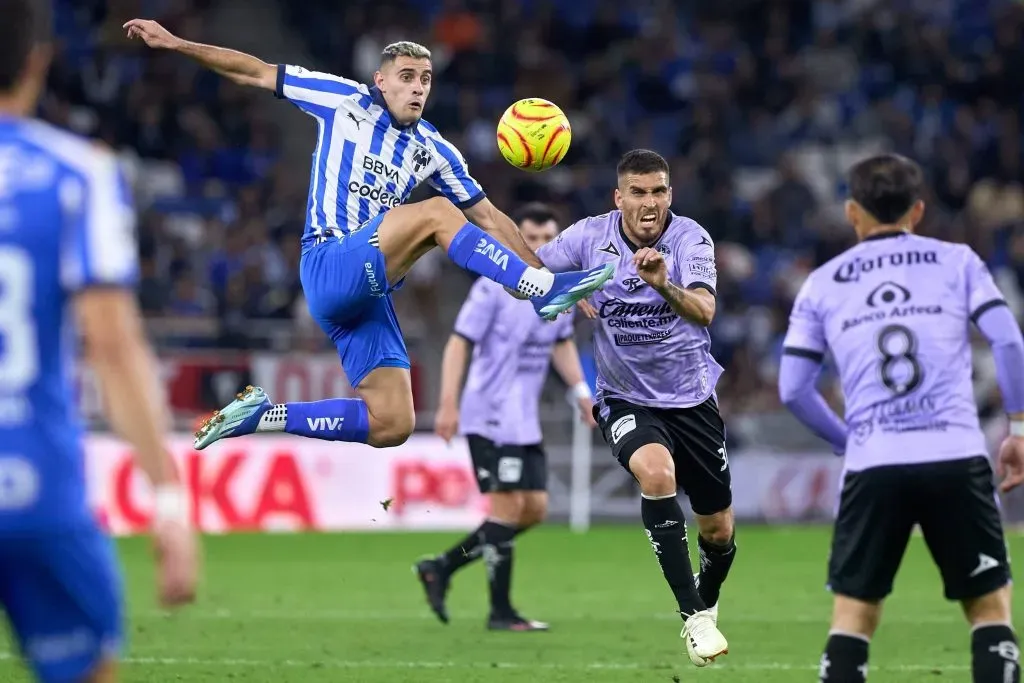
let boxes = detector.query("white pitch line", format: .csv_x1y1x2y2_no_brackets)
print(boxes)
135,608,959,625
0,653,971,672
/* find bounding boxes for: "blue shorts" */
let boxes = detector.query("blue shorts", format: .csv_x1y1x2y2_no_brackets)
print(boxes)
0,524,123,682
300,214,411,388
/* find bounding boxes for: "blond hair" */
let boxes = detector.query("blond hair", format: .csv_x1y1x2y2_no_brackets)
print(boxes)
381,41,432,65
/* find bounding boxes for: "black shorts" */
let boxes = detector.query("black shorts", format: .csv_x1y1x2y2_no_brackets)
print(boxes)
594,396,731,515
829,455,1011,602
467,435,548,494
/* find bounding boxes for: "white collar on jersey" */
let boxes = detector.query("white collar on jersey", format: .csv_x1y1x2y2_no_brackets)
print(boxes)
369,86,421,133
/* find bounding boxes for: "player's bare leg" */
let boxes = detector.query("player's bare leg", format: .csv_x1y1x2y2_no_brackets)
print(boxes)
85,659,119,683
416,489,549,630
375,197,614,320
962,585,1020,682
355,367,416,447
628,444,727,666
692,507,736,623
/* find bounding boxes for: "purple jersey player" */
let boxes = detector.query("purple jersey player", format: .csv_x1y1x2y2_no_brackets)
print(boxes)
537,150,733,667
779,154,1024,683
416,204,595,632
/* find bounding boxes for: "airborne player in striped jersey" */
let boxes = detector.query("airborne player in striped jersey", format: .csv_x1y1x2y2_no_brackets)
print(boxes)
124,19,614,453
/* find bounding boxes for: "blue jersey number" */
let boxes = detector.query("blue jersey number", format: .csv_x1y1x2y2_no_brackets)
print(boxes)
0,246,38,393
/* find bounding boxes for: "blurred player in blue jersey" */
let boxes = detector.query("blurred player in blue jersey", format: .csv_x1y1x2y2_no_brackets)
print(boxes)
0,1,199,682
123,19,615,454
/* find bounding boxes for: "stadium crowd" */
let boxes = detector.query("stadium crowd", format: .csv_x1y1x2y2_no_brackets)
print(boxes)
43,0,1024,429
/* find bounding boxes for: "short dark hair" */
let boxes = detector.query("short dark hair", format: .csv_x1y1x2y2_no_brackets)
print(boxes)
0,0,50,92
847,154,924,224
511,202,558,228
616,149,670,179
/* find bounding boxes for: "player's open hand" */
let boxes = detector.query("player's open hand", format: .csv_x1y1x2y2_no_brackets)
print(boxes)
577,396,597,427
152,518,199,608
435,402,459,444
123,19,182,50
576,298,598,319
633,247,668,290
997,435,1024,493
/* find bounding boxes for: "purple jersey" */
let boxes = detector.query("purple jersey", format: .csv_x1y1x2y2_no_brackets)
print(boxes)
783,232,1005,471
454,278,574,445
537,211,723,408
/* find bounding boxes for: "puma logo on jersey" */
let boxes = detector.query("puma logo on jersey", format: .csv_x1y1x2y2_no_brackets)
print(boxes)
474,238,509,271
306,417,345,431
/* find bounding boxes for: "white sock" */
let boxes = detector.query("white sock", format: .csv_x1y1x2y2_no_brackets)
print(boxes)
514,267,555,298
256,404,287,432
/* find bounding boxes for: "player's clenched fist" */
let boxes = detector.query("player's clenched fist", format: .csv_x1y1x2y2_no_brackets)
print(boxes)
434,402,459,444
123,19,182,50
633,247,668,289
997,434,1024,493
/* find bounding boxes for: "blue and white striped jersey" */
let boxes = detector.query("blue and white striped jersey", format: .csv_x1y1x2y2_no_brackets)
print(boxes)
275,64,486,247
0,115,137,532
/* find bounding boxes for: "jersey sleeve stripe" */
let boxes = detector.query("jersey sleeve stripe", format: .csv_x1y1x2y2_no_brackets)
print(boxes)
970,298,1009,325
685,282,716,297
453,192,486,210
453,330,481,344
429,138,483,201
783,346,825,363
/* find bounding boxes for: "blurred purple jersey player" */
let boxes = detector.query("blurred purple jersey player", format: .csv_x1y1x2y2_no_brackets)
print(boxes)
123,19,614,455
415,204,595,632
779,154,1024,683
536,150,733,667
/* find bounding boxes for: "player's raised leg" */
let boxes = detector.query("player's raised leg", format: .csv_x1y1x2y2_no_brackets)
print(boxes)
628,443,727,665
374,197,614,320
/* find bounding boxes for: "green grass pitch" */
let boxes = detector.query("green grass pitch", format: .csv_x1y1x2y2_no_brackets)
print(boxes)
0,525,1020,682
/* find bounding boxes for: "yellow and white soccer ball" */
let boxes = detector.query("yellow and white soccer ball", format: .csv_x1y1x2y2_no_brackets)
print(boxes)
496,98,571,172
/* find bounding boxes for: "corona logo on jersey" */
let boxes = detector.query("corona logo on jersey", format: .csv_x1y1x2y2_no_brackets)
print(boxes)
496,98,571,172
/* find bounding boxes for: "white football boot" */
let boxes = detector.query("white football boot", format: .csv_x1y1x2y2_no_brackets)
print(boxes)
681,609,729,667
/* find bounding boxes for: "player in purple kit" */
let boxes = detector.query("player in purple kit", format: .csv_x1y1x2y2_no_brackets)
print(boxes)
779,154,1024,683
536,150,733,667
416,203,596,631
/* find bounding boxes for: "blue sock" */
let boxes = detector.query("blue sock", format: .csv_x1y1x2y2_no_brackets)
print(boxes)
446,223,530,290
273,399,370,442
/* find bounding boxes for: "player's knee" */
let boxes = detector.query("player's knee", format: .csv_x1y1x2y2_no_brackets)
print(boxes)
489,491,526,525
832,594,883,638
520,492,548,527
697,509,734,546
420,196,461,229
631,462,676,497
963,585,1013,626
367,410,415,448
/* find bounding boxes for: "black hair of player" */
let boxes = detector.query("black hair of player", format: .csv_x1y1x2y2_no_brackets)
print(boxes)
511,202,558,228
847,154,924,224
0,0,50,92
616,149,670,179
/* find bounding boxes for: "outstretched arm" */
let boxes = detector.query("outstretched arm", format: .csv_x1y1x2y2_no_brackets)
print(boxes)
124,19,276,90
